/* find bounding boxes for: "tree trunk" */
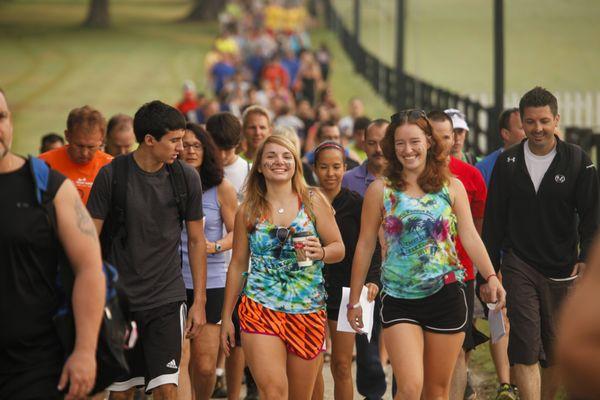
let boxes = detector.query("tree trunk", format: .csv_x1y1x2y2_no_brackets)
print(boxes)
185,0,225,21
84,0,110,28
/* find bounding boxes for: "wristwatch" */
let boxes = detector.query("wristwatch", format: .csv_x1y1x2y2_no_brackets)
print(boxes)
214,242,222,252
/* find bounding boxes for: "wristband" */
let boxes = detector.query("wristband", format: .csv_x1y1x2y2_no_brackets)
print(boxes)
346,302,361,310
486,273,497,282
318,246,326,261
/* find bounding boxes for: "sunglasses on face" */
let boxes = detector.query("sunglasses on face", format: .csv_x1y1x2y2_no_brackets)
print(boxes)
390,109,427,124
274,226,290,258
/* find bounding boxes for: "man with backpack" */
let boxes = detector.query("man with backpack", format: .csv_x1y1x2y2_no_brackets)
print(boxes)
483,87,600,400
87,100,207,399
0,88,106,399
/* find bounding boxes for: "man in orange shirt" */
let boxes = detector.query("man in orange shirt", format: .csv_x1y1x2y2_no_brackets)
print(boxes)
40,105,112,204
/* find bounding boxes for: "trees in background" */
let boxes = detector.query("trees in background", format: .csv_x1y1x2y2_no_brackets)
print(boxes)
84,0,110,28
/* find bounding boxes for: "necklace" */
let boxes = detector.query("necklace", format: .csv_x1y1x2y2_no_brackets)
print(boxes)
277,207,284,214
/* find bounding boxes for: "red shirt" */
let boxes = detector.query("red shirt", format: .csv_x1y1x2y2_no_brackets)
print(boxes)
177,99,198,115
262,63,290,90
449,157,487,281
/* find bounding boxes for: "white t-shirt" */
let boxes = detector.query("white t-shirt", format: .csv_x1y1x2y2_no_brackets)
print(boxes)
224,155,250,201
524,140,556,193
223,155,251,269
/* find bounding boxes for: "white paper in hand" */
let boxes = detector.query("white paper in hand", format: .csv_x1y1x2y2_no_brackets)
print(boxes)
489,308,506,343
336,286,375,341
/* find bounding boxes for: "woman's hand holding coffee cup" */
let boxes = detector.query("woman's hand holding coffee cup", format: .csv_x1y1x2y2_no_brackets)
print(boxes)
302,236,324,260
292,232,322,266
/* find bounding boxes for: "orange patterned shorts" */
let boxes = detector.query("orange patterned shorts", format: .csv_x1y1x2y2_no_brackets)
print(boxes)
238,295,326,360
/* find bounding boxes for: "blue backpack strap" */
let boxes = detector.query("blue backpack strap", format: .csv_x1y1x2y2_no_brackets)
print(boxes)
29,155,50,206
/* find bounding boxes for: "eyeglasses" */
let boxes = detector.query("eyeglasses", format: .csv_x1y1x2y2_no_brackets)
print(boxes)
183,143,202,151
274,226,290,258
390,109,427,124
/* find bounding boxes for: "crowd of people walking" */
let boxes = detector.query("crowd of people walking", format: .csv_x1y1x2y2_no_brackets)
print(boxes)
2,1,600,400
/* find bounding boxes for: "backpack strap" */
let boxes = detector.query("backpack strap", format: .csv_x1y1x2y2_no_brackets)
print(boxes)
166,160,188,228
29,155,59,233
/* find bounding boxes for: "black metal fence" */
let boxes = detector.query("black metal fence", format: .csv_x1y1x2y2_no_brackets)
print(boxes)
322,0,494,155
321,0,600,160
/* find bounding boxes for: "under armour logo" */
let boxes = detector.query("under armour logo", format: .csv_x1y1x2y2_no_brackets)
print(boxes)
507,157,516,163
555,174,566,183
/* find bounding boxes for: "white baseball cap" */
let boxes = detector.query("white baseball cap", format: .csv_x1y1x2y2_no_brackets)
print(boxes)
444,108,469,131
182,80,196,93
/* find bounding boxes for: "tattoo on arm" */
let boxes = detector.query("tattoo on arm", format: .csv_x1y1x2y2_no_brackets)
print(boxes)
74,199,98,240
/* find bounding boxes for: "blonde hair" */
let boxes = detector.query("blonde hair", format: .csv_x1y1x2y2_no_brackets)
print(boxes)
242,135,320,228
242,105,271,128
272,125,301,155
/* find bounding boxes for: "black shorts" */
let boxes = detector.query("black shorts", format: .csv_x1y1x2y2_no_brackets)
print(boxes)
108,301,186,393
186,287,225,324
502,251,576,367
232,297,242,347
380,282,468,334
325,286,342,321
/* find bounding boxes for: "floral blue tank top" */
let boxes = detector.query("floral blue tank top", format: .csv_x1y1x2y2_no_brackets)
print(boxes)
381,181,464,299
243,204,325,313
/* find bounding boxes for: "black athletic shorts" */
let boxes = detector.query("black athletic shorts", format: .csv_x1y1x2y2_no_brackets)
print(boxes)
502,251,576,367
108,301,187,393
186,287,225,324
380,282,468,333
325,286,342,321
232,296,242,347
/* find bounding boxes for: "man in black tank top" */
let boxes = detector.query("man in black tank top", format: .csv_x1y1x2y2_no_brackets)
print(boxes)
0,89,106,399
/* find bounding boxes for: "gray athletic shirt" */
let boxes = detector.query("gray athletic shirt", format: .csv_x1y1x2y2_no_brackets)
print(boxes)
87,155,203,311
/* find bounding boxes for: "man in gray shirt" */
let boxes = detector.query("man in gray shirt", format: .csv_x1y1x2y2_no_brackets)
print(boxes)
88,100,207,400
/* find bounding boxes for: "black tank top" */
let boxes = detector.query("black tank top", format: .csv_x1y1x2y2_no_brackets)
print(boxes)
0,159,66,373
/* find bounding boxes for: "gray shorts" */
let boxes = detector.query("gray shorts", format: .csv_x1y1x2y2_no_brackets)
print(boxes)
502,251,576,367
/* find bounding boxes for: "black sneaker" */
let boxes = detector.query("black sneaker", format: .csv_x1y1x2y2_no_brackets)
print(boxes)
212,374,228,398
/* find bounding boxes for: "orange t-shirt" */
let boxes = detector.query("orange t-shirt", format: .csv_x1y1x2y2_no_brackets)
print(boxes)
39,146,113,204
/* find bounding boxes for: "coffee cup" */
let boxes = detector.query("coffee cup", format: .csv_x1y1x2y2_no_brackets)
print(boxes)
292,231,313,267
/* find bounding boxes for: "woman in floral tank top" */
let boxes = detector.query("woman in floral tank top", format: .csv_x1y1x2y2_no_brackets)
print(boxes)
347,110,505,400
220,135,345,399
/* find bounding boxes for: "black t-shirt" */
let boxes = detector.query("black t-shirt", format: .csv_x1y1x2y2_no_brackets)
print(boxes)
324,188,380,304
0,160,66,374
87,154,204,311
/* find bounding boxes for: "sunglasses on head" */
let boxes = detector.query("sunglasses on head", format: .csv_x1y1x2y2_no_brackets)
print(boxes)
274,226,290,258
390,109,427,124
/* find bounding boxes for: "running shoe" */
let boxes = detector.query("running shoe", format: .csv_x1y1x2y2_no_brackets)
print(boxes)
495,383,517,400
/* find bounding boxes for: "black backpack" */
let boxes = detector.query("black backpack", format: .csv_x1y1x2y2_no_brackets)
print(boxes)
29,156,131,394
100,154,188,259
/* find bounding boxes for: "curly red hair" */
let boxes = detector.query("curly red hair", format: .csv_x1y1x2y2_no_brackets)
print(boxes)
381,113,450,192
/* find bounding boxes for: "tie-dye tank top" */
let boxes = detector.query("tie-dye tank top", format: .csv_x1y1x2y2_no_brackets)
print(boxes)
381,181,464,299
243,203,325,314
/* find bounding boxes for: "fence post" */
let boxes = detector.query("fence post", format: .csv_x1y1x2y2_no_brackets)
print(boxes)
395,0,406,110
489,0,504,153
353,0,360,42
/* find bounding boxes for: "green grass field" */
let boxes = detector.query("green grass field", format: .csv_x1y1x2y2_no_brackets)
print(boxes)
333,0,600,97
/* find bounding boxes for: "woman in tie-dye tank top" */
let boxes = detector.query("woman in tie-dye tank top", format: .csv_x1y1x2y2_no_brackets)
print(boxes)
220,135,345,399
347,110,505,400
